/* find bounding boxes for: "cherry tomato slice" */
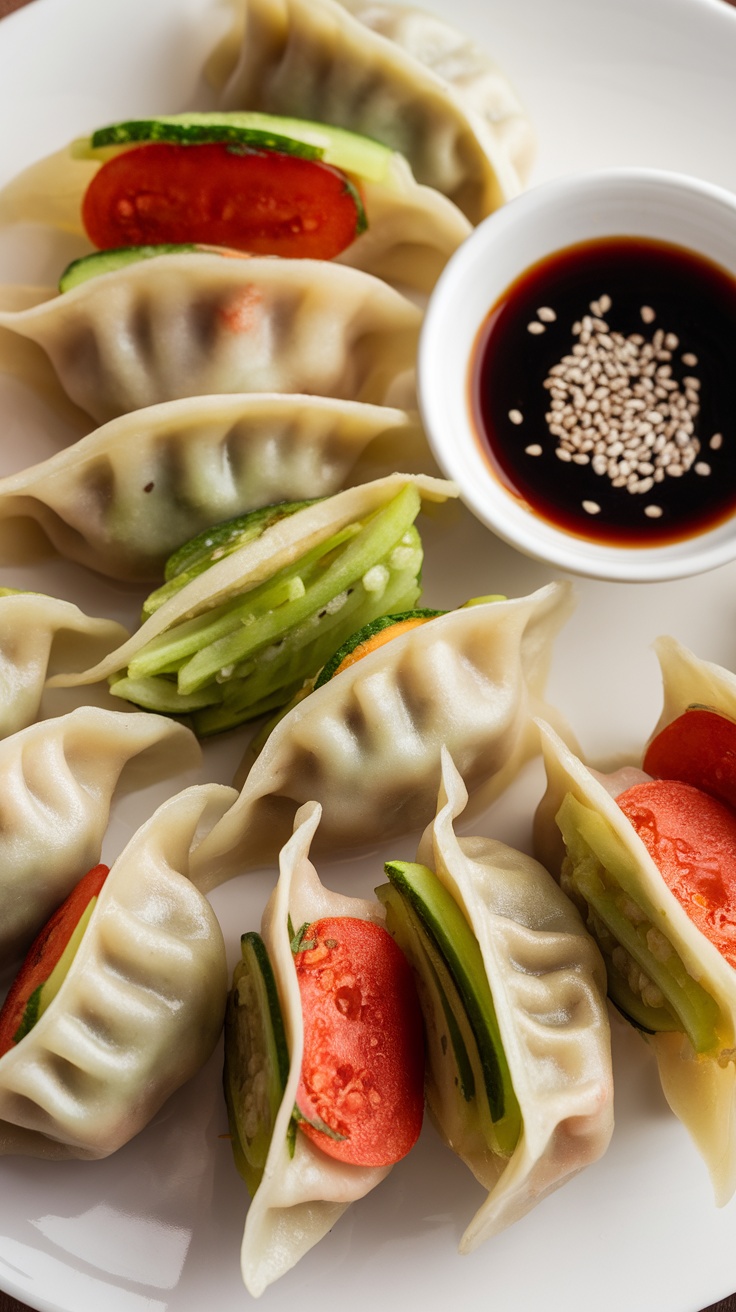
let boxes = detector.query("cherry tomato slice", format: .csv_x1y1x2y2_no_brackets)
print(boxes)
294,916,424,1166
0,863,109,1057
617,779,736,966
643,706,736,812
82,143,364,260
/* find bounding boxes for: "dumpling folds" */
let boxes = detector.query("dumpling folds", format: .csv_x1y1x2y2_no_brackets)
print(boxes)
0,128,471,295
0,253,421,425
536,715,736,1206
0,782,234,1160
190,580,574,886
240,798,393,1296
0,706,200,969
211,0,532,222
0,591,128,734
0,394,425,581
413,749,612,1250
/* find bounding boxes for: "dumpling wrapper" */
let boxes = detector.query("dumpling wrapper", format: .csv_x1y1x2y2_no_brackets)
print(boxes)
0,394,426,580
0,782,234,1159
412,748,613,1250
189,580,574,886
239,798,394,1296
536,709,736,1206
0,253,421,425
0,705,201,969
0,128,471,295
49,472,456,686
210,0,532,222
0,591,128,734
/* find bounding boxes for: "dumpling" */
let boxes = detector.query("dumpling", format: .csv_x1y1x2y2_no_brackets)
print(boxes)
0,589,128,735
0,705,200,970
210,0,533,222
535,640,736,1204
0,782,234,1159
49,473,455,731
0,112,471,293
0,394,425,581
224,797,424,1295
378,748,613,1250
0,252,421,425
189,581,574,885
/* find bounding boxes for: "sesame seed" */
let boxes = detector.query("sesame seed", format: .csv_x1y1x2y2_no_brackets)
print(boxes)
508,408,524,425
694,462,711,476
537,306,557,322
640,306,656,324
527,321,545,335
710,432,724,450
599,294,612,313
681,352,698,367
645,504,663,518
525,444,543,456
582,500,601,515
555,447,572,462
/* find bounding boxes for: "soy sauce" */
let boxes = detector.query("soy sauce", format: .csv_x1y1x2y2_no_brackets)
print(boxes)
469,237,736,546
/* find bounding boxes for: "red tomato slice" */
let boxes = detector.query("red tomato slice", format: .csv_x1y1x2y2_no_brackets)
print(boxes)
0,863,109,1058
82,143,364,260
294,917,424,1166
643,706,736,812
617,779,736,966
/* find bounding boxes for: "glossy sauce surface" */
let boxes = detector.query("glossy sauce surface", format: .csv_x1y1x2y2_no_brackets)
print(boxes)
470,238,736,546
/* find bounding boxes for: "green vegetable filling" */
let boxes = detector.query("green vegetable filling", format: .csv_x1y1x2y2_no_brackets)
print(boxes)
110,486,424,734
556,792,723,1054
377,861,521,1159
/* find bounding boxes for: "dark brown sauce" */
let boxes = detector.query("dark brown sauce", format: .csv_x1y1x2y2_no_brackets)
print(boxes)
469,237,736,547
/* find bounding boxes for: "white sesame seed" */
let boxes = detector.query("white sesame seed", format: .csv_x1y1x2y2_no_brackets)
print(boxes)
599,294,612,313
572,453,590,465
528,321,546,335
556,448,572,462
508,408,524,425
665,333,679,351
645,504,663,518
695,462,712,476
710,432,724,450
525,444,543,456
537,306,557,322
582,500,601,515
640,306,656,323
681,352,698,367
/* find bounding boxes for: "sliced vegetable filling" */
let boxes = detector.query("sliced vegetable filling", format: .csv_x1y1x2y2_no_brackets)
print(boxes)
71,112,395,261
378,861,522,1159
109,486,425,734
0,863,108,1058
556,792,724,1053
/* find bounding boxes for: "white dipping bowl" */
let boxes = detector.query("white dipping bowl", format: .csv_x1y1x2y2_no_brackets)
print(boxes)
419,168,736,582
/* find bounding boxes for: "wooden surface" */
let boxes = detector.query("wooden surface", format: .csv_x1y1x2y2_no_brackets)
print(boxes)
1,0,736,1310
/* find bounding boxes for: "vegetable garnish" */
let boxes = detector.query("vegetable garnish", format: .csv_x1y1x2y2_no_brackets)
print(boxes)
643,705,736,811
618,779,736,968
293,917,424,1166
82,142,366,260
0,863,108,1058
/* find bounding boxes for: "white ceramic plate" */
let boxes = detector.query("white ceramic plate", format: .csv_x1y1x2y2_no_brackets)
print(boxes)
1,0,736,1310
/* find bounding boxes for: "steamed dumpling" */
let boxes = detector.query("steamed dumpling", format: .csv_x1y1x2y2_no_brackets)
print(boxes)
0,395,425,580
211,0,533,222
0,706,200,969
0,122,471,294
384,748,613,1250
0,590,128,734
232,798,418,1294
190,581,574,886
0,253,421,424
0,783,234,1159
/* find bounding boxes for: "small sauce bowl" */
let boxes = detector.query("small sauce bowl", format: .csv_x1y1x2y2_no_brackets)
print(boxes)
418,168,736,581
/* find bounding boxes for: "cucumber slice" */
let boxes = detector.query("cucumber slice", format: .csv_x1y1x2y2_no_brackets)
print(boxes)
381,861,521,1157
59,244,200,293
557,792,723,1054
144,499,321,618
314,607,445,689
224,932,290,1196
74,112,394,184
